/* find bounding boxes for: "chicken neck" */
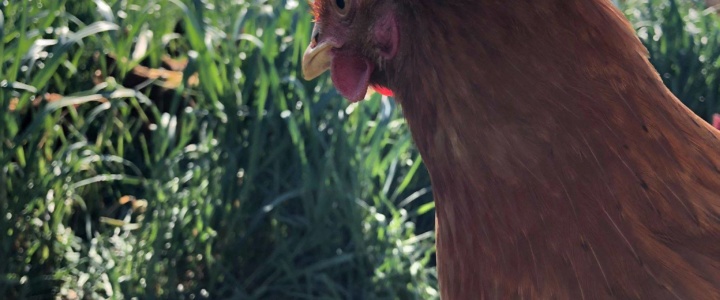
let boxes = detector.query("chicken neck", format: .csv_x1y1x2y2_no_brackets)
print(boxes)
389,0,720,298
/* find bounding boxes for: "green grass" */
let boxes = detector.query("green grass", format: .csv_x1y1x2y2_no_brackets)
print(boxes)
1,0,719,299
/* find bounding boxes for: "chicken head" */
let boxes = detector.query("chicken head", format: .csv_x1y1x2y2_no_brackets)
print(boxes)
302,0,398,101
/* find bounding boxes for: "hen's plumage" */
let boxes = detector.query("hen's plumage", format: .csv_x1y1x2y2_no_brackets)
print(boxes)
303,0,720,298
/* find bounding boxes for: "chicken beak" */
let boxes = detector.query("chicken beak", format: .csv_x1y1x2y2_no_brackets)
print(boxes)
302,41,335,80
303,24,338,80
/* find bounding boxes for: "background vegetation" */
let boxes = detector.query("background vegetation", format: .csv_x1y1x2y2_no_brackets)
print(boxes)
0,0,718,299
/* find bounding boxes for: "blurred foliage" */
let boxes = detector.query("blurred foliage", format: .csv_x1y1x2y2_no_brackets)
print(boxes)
0,0,718,299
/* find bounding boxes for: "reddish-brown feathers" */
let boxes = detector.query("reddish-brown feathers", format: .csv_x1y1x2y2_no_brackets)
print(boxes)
308,0,720,298
390,1,720,298
309,0,331,21
309,0,321,20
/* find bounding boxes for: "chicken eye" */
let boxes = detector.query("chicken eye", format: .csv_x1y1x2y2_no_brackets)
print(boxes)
334,0,349,15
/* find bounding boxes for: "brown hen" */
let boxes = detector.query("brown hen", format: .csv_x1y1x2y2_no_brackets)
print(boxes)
302,0,720,298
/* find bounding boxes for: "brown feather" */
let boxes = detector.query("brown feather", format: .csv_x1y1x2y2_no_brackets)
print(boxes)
380,0,720,298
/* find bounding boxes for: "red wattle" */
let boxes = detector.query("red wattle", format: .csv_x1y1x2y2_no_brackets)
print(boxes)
331,52,373,102
372,85,394,97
